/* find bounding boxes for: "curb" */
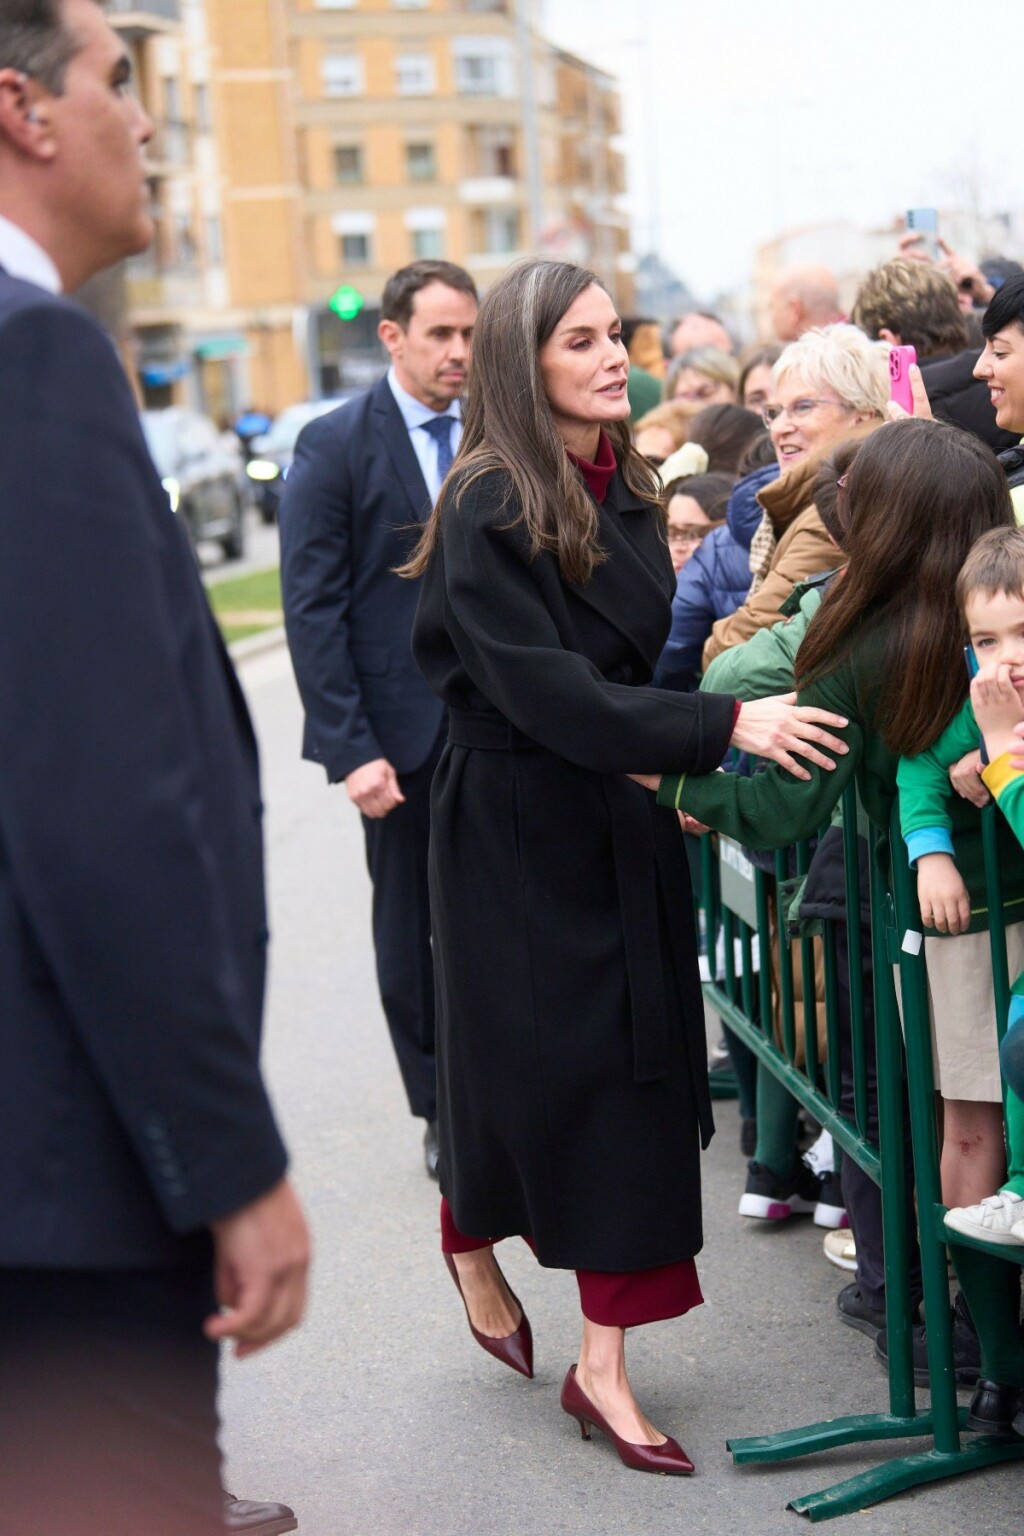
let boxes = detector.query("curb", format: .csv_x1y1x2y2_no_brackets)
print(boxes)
229,625,287,664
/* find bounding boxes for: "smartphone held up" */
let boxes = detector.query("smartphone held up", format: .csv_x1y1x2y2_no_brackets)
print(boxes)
888,344,917,415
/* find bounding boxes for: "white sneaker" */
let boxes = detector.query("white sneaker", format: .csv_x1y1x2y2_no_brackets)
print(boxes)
823,1229,857,1272
803,1129,835,1176
944,1190,1024,1246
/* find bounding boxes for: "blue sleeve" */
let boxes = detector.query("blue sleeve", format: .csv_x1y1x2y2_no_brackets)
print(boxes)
654,549,716,692
905,827,956,866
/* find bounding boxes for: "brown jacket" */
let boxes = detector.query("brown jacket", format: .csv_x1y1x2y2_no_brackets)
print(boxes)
702,453,835,669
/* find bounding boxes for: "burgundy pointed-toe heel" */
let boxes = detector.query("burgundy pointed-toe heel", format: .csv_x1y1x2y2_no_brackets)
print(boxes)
560,1365,695,1476
444,1251,534,1379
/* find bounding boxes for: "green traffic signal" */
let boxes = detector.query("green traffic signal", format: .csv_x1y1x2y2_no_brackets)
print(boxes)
329,284,364,321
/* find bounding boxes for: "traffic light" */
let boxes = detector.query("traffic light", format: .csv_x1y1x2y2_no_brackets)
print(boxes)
328,284,364,321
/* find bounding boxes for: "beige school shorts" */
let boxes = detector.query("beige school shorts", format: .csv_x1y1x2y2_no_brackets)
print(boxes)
896,923,1024,1102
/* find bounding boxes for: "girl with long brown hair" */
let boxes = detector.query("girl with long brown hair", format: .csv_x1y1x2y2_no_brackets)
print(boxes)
404,259,848,1473
643,417,1024,1400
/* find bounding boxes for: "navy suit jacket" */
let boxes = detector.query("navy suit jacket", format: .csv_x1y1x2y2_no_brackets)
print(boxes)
0,271,287,1269
279,376,446,783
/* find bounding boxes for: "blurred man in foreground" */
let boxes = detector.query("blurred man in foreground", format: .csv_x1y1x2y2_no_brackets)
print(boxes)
0,4,310,1532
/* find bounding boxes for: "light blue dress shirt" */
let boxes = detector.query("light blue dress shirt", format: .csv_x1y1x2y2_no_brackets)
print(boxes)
386,366,462,504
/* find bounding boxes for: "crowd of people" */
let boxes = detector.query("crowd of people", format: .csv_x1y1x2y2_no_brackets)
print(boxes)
6,1,1024,1526
623,252,1024,1441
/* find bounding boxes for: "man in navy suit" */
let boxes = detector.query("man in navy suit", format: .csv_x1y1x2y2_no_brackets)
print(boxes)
281,261,477,1178
0,5,309,1533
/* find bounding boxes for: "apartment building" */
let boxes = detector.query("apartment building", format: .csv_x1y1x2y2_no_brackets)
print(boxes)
111,0,632,413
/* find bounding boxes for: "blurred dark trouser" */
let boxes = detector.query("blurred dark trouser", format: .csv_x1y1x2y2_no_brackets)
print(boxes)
0,1263,223,1536
835,922,922,1313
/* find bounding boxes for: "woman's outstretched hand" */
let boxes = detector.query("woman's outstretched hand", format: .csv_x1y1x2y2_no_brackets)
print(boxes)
730,693,848,780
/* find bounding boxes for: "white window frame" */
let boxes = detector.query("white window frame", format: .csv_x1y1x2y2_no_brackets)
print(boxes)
321,53,364,98
395,53,435,97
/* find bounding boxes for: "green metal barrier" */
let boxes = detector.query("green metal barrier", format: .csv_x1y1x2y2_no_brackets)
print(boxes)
696,786,1024,1519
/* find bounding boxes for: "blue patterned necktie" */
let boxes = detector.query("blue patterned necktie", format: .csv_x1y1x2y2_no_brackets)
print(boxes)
420,414,455,481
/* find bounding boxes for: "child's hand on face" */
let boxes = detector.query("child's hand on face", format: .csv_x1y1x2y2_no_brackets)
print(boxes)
916,853,971,934
970,661,1024,762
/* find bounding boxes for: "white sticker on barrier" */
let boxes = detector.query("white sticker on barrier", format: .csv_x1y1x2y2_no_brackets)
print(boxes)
901,930,923,956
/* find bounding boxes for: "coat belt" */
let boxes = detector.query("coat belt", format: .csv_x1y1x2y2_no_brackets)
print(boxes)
446,708,670,1084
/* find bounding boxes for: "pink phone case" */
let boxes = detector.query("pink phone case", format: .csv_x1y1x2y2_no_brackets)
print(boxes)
888,345,917,413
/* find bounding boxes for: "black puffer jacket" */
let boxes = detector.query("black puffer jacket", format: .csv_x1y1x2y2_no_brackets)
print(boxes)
920,348,1019,453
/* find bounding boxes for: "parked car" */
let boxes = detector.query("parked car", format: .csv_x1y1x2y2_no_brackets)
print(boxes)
245,398,352,523
142,407,247,560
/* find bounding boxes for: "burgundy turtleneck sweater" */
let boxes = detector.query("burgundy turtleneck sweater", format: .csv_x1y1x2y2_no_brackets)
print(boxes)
566,429,617,503
566,428,742,733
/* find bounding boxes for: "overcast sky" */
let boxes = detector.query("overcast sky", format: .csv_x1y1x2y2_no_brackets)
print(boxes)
541,0,1020,300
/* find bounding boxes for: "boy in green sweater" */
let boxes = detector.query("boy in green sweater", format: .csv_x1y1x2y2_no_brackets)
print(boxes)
897,526,1024,1250
897,525,1024,1436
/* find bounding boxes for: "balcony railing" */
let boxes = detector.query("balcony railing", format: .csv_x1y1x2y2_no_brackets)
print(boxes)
108,0,180,38
125,253,203,314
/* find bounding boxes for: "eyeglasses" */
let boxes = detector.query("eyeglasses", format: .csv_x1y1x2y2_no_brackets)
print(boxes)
667,527,710,547
761,397,846,427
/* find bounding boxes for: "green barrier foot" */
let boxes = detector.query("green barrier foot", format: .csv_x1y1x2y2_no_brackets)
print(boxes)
786,1436,1024,1522
728,1410,943,1464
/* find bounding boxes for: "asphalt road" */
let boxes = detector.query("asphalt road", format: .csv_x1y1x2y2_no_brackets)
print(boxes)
219,644,1021,1536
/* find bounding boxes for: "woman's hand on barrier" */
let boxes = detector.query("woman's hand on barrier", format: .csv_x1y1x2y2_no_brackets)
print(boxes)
971,662,1024,763
916,852,971,935
948,747,990,807
729,694,848,781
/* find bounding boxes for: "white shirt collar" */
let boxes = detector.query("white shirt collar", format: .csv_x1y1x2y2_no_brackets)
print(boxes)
0,215,61,294
387,365,461,430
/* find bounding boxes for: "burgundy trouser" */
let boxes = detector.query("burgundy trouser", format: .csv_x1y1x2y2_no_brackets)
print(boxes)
440,1197,702,1328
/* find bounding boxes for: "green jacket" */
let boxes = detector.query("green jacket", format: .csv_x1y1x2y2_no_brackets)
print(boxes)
701,576,826,701
659,615,1024,934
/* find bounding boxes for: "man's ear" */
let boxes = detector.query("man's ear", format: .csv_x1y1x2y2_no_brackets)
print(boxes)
377,317,402,358
878,326,901,346
0,69,54,158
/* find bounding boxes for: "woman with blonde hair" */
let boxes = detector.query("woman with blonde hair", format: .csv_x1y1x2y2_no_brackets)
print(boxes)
703,324,890,668
403,258,848,1474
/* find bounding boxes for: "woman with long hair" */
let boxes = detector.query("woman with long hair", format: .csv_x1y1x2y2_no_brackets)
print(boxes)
639,417,1024,1419
402,259,847,1473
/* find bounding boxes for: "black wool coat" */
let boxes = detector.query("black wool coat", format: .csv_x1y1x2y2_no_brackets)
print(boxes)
412,466,736,1271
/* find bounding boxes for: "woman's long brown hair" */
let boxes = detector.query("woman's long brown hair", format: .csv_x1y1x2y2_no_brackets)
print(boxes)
794,417,1013,756
399,259,662,585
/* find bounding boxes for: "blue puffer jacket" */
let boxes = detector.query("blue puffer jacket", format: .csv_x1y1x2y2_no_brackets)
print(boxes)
655,462,779,692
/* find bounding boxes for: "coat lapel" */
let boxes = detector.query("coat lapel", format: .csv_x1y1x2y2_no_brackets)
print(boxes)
566,472,675,675
370,378,433,522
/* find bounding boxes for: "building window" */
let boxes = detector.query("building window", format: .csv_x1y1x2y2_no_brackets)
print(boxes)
406,141,436,181
205,215,223,265
322,54,364,97
393,0,428,8
315,0,357,8
340,233,371,266
456,53,497,95
333,145,363,184
453,36,514,96
163,75,181,121
193,82,211,134
469,123,515,177
480,208,518,254
412,228,444,259
395,53,435,96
